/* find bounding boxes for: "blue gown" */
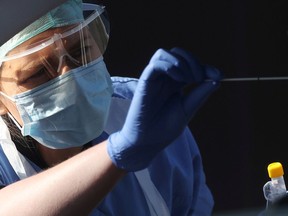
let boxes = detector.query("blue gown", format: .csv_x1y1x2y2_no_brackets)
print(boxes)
0,76,214,216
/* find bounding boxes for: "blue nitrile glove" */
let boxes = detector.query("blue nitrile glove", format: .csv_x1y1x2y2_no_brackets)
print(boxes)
107,47,223,171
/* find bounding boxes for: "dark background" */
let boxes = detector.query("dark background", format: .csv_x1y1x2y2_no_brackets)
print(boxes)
94,0,288,214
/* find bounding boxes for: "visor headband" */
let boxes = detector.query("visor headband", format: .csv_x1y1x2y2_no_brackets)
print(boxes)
0,0,83,60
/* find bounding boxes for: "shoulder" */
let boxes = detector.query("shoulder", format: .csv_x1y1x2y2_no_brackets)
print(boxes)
111,76,138,100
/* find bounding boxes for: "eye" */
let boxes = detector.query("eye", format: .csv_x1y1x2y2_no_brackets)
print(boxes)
70,47,83,61
70,43,95,60
66,34,98,64
18,67,56,89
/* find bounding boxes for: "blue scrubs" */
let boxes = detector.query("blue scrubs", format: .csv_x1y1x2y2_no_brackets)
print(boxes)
0,76,214,216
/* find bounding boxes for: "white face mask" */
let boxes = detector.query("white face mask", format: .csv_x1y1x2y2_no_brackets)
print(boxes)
1,57,113,149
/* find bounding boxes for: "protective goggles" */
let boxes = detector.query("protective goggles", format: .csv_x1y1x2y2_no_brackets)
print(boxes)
0,3,109,90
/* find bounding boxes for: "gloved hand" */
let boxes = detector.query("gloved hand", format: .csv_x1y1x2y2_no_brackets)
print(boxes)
107,47,223,171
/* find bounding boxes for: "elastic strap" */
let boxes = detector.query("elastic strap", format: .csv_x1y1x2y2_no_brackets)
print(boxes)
135,169,170,216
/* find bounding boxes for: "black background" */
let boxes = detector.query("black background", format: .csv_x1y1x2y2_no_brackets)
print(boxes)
92,0,288,214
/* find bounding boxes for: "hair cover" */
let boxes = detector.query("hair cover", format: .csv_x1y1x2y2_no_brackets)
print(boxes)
0,0,84,59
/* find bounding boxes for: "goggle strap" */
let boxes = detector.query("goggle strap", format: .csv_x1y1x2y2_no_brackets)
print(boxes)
7,112,23,133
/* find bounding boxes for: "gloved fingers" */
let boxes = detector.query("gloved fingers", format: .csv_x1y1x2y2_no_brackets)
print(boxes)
141,48,191,83
141,48,217,87
132,70,183,119
170,47,205,83
182,80,220,118
137,61,185,108
204,65,224,81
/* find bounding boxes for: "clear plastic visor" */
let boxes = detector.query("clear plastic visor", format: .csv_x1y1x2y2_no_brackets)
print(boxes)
0,4,109,92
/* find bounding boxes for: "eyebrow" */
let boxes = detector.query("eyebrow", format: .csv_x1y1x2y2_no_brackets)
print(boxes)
14,56,43,82
22,55,43,71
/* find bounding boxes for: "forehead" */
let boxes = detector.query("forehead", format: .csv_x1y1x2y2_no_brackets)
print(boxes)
8,25,76,56
1,24,85,74
0,23,101,92
0,25,81,90
0,26,71,75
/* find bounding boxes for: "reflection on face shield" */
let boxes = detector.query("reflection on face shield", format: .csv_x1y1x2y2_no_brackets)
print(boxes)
0,4,110,92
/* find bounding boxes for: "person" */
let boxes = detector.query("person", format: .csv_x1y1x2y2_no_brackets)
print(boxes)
0,0,223,215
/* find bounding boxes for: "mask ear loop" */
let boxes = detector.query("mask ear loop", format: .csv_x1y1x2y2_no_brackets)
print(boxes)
53,34,81,73
0,92,24,133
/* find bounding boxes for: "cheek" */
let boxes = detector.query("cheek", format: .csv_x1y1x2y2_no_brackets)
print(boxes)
0,95,23,126
0,61,29,95
0,66,24,125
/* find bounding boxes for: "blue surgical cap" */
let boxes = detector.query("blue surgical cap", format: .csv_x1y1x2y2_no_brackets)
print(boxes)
0,0,84,59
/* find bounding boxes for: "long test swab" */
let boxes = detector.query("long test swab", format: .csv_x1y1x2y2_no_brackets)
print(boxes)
221,76,288,82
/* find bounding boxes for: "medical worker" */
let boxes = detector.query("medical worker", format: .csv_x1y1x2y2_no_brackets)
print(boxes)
0,0,223,215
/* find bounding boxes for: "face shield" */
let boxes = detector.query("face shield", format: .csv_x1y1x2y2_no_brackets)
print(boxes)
0,3,110,92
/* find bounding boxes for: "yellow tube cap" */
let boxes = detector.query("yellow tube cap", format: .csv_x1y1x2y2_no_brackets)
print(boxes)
268,162,284,178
